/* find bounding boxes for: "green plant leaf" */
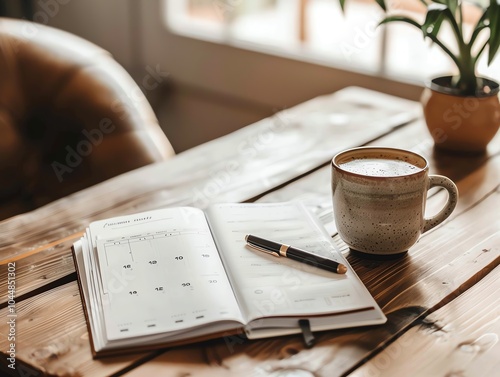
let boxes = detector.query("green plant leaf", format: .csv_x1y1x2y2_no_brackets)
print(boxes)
380,13,462,73
487,0,500,64
379,15,422,30
422,4,448,38
469,11,488,48
447,0,459,15
394,4,459,42
374,0,387,11
422,3,462,47
339,0,346,12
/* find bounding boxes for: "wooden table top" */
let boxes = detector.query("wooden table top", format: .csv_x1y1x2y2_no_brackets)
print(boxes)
1,87,499,377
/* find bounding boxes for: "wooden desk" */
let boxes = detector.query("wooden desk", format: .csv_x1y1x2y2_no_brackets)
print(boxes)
1,87,499,377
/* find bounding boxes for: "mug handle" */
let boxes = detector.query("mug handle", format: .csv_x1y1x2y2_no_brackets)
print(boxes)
423,175,458,233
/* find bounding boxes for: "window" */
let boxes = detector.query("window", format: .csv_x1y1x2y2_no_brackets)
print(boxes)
164,0,499,84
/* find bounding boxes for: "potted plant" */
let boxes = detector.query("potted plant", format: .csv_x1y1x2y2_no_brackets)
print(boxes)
340,0,500,153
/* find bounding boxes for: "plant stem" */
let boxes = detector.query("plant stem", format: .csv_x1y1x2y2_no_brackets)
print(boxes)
474,40,489,66
456,43,477,94
457,1,463,36
450,2,477,94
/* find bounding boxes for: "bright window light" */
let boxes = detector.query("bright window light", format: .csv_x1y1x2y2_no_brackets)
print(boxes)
163,0,500,85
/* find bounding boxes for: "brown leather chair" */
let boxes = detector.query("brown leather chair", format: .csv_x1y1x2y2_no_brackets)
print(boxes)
0,18,175,220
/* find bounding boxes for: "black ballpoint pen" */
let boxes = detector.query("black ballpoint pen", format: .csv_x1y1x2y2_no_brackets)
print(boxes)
245,234,347,274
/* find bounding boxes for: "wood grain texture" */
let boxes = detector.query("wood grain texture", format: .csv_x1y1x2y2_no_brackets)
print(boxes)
0,90,421,306
1,129,498,377
114,160,500,377
0,283,152,377
257,122,500,237
1,88,498,377
0,87,420,257
0,235,80,307
349,265,500,377
0,121,432,306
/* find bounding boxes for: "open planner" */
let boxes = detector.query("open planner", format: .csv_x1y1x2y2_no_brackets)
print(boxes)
72,202,386,357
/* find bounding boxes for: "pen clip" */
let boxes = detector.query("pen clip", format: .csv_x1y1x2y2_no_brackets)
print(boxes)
246,243,280,257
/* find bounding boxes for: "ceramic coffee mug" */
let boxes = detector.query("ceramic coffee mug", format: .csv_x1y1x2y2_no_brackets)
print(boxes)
331,147,458,258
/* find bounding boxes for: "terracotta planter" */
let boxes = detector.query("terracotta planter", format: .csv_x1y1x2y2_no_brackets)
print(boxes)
421,76,500,153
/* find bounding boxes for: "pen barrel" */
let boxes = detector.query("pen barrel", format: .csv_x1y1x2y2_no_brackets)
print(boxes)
246,235,281,253
287,247,341,274
246,234,346,274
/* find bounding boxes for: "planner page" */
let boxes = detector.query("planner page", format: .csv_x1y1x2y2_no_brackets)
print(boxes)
87,207,245,342
205,202,378,324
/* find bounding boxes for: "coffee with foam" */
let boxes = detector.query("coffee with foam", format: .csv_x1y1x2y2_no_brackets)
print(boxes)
332,147,458,258
339,158,423,177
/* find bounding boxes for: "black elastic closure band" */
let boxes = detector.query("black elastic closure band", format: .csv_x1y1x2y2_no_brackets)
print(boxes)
298,319,316,348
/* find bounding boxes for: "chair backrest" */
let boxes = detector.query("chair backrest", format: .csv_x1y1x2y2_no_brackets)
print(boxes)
0,18,175,219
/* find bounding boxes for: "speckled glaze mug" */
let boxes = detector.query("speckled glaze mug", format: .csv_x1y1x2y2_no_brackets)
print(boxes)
331,147,458,258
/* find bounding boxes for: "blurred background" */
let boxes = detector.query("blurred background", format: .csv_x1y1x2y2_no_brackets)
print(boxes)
2,0,498,152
